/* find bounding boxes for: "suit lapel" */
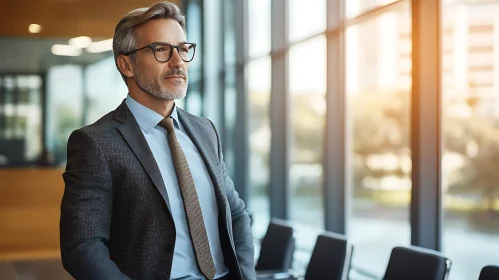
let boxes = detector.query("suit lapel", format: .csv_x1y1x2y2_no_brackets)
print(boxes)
177,109,228,215
113,101,172,214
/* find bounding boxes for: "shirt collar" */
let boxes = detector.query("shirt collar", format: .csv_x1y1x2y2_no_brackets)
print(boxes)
125,95,180,134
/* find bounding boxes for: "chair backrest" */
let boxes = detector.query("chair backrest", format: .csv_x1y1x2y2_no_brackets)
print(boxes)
255,219,295,271
304,232,353,280
383,246,451,280
478,265,499,280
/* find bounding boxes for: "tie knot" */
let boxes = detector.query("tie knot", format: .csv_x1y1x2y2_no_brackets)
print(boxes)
159,117,174,132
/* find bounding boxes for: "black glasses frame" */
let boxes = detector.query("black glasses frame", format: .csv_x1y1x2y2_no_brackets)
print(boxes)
124,42,197,63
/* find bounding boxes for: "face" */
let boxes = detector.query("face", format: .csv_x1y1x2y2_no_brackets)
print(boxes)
129,19,190,100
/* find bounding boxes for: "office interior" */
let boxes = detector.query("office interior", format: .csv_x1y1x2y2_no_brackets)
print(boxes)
0,0,498,279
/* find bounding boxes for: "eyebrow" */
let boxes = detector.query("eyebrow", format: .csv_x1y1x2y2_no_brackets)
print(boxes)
150,41,189,45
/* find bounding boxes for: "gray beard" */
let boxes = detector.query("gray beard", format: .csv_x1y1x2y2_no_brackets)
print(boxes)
134,70,188,100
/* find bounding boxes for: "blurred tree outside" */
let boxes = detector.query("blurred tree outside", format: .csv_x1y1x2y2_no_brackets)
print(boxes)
249,92,271,196
445,96,499,218
350,89,499,221
249,88,499,223
292,94,325,164
350,90,410,194
54,104,80,164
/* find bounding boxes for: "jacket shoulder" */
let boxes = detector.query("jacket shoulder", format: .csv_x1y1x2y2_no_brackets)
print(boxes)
177,108,217,132
70,108,120,142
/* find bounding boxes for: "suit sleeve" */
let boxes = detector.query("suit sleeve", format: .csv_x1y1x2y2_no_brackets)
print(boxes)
208,120,256,280
60,129,130,280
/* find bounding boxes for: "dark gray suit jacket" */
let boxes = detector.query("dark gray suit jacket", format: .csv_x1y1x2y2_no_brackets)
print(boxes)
60,100,255,280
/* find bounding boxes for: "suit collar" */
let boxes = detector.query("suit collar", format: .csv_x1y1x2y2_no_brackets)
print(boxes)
114,101,227,216
176,108,219,167
125,95,181,133
113,100,173,215
176,108,228,214
113,99,130,123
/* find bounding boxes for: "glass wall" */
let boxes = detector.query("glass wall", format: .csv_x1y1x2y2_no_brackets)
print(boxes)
0,75,43,166
346,0,399,19
289,35,326,251
441,0,499,279
85,57,127,125
222,0,237,175
45,56,125,165
160,0,499,277
0,36,126,167
289,0,326,43
46,65,84,164
285,1,328,262
346,1,412,275
185,0,204,116
247,0,271,239
248,57,271,239
248,0,271,58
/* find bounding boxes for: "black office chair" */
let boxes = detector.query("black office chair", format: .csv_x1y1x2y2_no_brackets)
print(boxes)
383,246,451,280
302,232,353,280
256,219,295,273
258,231,353,280
478,265,499,280
258,231,354,280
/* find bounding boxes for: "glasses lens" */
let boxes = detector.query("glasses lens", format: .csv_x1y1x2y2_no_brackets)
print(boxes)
178,43,195,62
153,44,173,62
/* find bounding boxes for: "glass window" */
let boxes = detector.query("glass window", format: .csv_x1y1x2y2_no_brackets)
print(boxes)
346,2,411,276
1,77,17,140
46,65,83,165
202,0,222,126
223,65,237,178
186,81,203,116
346,0,398,19
222,0,237,176
85,57,127,125
289,0,326,43
248,56,271,240
248,0,271,57
16,76,43,162
248,0,271,240
186,0,203,83
224,0,236,66
441,1,499,279
185,0,203,116
289,35,326,256
0,75,43,166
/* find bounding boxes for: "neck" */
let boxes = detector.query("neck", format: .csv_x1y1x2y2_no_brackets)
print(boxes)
128,82,175,118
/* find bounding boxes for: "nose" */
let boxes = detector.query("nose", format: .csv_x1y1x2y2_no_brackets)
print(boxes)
169,48,184,69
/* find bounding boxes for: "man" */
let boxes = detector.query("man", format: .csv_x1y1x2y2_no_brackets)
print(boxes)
59,2,255,279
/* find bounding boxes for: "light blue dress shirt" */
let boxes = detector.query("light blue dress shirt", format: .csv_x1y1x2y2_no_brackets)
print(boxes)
126,95,229,280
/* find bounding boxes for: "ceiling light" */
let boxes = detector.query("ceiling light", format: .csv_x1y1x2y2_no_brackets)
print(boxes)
28,24,42,34
86,39,113,53
68,36,92,48
51,44,82,56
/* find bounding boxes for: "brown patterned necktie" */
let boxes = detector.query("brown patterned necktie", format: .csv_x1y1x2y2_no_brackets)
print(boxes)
159,117,217,280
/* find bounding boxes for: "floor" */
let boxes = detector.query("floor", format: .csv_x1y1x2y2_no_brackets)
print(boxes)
0,169,69,279
0,258,73,280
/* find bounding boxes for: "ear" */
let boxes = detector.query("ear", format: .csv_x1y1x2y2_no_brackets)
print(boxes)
117,54,135,79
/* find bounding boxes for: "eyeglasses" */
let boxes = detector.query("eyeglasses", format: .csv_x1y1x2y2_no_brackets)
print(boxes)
124,42,196,63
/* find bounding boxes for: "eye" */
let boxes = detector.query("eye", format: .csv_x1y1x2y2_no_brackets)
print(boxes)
155,47,166,52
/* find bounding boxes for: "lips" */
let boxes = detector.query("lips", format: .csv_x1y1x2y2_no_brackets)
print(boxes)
165,75,185,79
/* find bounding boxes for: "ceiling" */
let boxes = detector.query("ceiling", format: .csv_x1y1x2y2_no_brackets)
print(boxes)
0,0,182,38
0,37,111,73
0,0,182,73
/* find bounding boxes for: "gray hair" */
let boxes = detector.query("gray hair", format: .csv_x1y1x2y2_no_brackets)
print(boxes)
113,1,186,83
